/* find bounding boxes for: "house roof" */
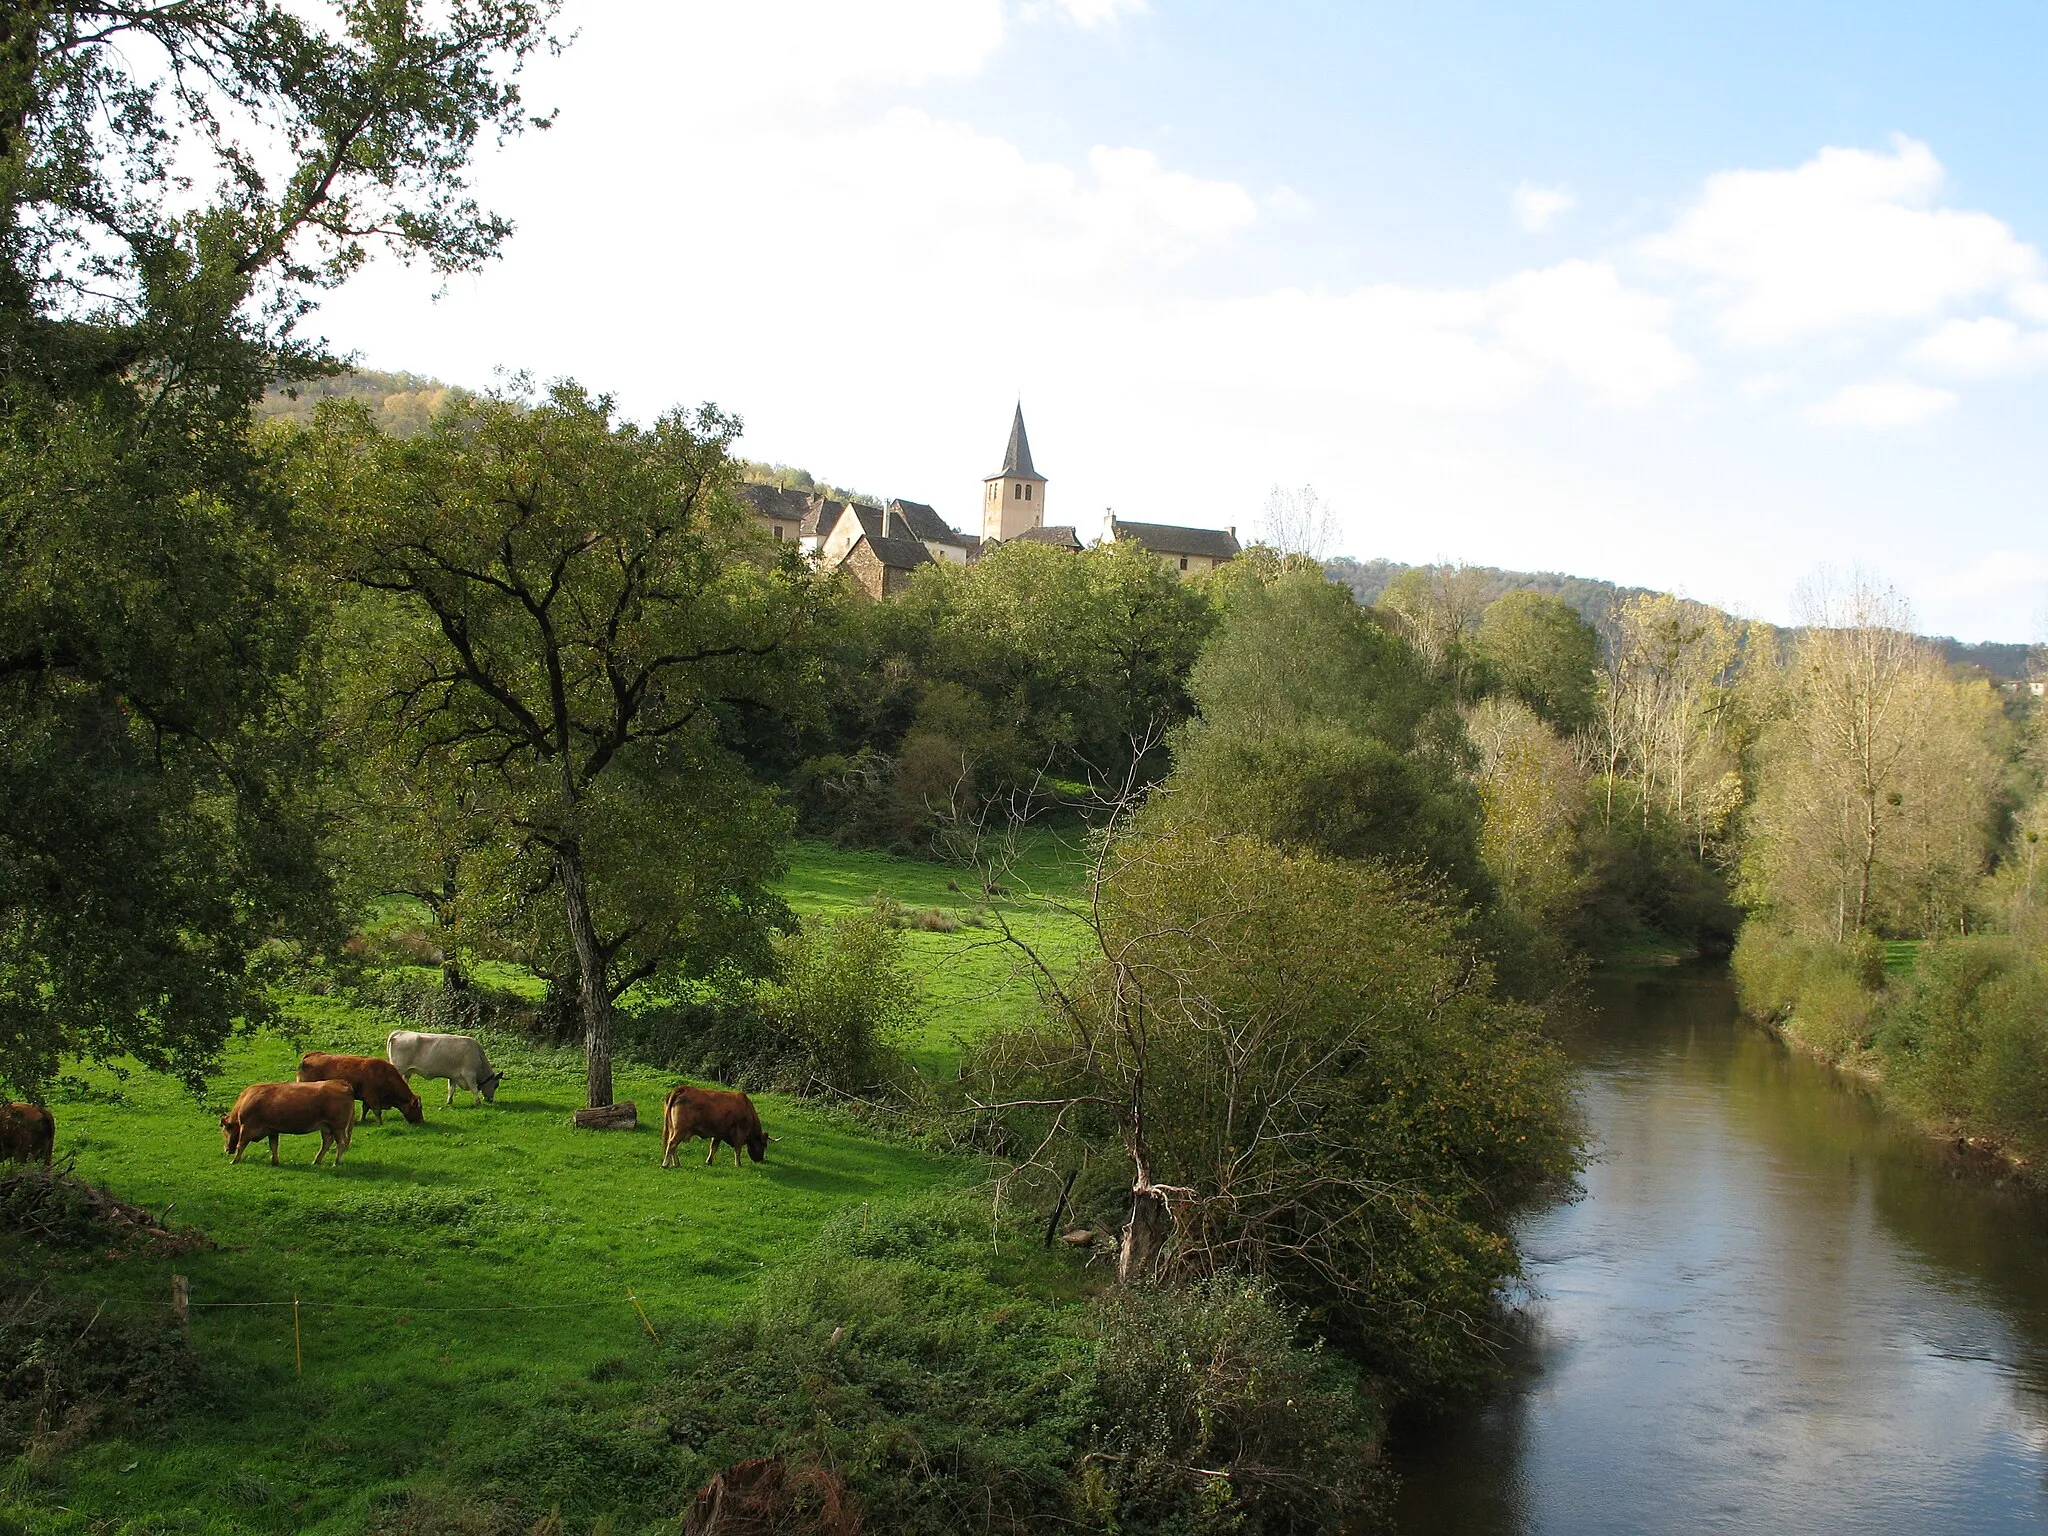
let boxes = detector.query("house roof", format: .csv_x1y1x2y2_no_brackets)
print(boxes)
988,403,1044,482
863,533,936,571
1109,517,1241,560
885,498,967,546
1015,524,1083,551
737,483,811,524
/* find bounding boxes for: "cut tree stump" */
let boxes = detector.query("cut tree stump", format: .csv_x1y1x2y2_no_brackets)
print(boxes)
572,1101,637,1131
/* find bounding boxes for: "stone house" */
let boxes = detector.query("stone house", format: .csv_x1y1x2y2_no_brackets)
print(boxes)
1106,514,1242,577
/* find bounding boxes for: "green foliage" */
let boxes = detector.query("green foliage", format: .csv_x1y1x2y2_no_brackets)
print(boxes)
298,384,815,1104
1578,780,1741,956
1730,925,1883,1060
1163,567,1489,901
1084,1273,1386,1533
1,1,554,1097
661,1197,1094,1535
978,830,1581,1396
0,1291,204,1466
1474,591,1602,732
258,371,472,438
781,539,1214,850
755,909,922,1092
1878,939,2048,1163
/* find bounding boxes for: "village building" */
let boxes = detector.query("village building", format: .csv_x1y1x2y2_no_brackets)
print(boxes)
742,405,1241,596
1107,513,1242,578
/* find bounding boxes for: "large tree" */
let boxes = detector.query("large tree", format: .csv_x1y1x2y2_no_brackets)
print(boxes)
302,386,816,1109
1162,566,1489,901
1744,574,2001,939
0,0,556,1091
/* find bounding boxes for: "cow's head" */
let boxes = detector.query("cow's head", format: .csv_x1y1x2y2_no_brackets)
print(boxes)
746,1128,768,1163
480,1070,502,1103
399,1090,425,1126
219,1113,238,1155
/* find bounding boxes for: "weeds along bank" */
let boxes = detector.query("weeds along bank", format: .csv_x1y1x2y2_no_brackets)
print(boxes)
1734,926,2048,1178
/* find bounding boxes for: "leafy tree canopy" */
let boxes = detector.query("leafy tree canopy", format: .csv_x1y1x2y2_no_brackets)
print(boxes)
0,0,557,1093
297,383,816,1108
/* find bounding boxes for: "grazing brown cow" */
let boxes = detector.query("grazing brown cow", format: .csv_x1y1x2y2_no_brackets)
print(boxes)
220,1081,354,1167
661,1084,772,1168
297,1052,425,1126
0,1103,54,1166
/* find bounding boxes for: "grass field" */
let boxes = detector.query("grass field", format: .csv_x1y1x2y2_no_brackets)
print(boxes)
2,839,1091,1534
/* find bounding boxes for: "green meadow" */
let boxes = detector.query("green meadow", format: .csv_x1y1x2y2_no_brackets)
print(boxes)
3,841,1090,1534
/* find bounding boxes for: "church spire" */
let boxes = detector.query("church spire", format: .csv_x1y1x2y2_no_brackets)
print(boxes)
981,402,1049,544
995,402,1042,480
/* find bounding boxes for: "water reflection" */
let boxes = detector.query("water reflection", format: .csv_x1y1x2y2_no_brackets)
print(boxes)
1393,967,2048,1535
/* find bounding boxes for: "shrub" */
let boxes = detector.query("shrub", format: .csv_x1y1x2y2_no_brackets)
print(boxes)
0,1290,204,1466
1878,940,2048,1163
1731,925,1883,1060
1082,1273,1386,1534
657,1199,1092,1536
615,996,805,1093
754,909,920,1092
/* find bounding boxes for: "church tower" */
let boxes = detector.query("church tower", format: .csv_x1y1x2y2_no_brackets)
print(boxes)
981,403,1047,544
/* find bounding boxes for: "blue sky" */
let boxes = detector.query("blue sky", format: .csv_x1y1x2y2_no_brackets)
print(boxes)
317,1,2048,641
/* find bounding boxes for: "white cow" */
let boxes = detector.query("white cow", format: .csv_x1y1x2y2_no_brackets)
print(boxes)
386,1030,502,1107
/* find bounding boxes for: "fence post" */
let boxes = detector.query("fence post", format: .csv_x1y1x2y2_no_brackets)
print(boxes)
293,1293,302,1377
170,1275,189,1339
627,1287,658,1343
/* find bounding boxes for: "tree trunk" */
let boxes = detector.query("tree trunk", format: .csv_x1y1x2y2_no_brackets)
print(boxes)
1119,1181,1169,1284
557,841,614,1108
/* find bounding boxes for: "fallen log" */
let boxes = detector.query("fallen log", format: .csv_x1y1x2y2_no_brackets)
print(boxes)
572,1101,638,1131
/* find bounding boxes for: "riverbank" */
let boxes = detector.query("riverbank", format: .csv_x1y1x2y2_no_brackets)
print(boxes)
1731,923,2048,1189
1393,964,2048,1536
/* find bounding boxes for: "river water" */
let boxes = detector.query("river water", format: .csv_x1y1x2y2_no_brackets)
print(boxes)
1392,966,2048,1535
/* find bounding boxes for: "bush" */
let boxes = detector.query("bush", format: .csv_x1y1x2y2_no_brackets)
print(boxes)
615,996,805,1093
1878,939,2048,1163
1083,1274,1386,1534
753,908,920,1092
657,1199,1093,1536
1731,925,1883,1060
0,1290,204,1466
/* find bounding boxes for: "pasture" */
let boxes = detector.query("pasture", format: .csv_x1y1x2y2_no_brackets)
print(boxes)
1,840,1091,1534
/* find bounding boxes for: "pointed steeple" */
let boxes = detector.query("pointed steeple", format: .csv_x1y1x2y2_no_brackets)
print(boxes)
995,402,1042,481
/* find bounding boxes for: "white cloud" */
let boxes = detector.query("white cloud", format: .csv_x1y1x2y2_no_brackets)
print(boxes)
1803,379,1958,428
1910,316,2048,378
1644,136,2042,346
1027,0,1149,27
1512,183,1576,233
1490,260,1695,401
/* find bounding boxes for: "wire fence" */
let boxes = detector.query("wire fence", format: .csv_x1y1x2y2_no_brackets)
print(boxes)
19,1276,671,1375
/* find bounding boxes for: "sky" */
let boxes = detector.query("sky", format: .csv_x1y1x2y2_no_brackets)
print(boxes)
313,0,2048,643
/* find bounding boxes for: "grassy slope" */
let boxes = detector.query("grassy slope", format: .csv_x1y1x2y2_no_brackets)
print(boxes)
5,840,1089,1535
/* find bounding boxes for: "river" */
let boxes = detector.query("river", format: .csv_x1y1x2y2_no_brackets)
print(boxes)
1392,965,2048,1535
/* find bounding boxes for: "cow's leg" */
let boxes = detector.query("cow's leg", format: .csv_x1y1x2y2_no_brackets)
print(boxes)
333,1123,348,1166
268,1133,280,1166
231,1132,248,1164
705,1139,719,1166
445,1079,455,1107
357,1099,367,1124
660,1109,677,1168
731,1142,743,1168
315,1129,331,1165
